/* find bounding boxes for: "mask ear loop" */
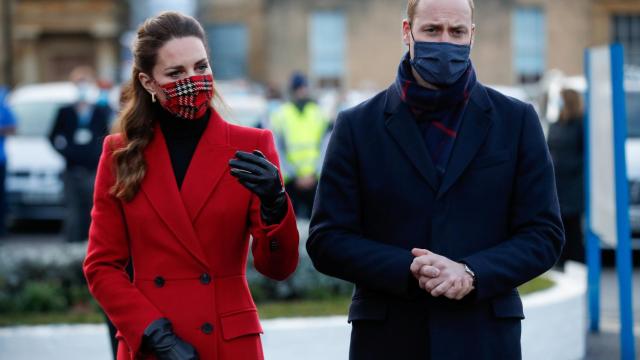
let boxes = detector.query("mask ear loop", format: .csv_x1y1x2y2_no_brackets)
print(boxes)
409,22,416,43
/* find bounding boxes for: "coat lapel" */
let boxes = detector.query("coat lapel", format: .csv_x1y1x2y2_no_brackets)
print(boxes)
180,111,234,222
384,85,440,192
436,84,493,199
141,124,210,268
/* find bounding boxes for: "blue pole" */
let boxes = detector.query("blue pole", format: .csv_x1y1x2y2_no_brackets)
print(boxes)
610,43,636,360
584,48,601,332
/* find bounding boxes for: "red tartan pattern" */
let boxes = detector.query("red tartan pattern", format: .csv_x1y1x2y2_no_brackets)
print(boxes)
159,74,214,120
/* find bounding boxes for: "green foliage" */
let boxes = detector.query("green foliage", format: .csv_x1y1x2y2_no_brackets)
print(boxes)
257,296,351,319
15,281,68,313
0,258,91,314
518,276,555,295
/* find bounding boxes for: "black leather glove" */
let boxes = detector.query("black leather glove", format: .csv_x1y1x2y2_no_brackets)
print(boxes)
229,150,287,225
142,318,198,360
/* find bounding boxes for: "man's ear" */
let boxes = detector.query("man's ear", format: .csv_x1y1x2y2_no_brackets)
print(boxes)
138,72,156,95
402,19,412,47
470,23,476,48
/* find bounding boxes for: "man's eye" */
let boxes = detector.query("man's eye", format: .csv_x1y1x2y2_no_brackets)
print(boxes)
425,28,436,33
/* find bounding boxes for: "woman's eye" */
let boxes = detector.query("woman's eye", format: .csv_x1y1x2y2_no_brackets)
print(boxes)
197,64,209,71
168,71,181,78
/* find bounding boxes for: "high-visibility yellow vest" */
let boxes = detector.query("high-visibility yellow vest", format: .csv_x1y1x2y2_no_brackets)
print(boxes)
271,101,327,180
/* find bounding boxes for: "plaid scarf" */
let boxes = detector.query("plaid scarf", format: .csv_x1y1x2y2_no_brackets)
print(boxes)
394,52,477,177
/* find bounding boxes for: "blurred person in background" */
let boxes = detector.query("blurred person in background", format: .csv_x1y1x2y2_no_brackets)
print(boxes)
83,11,299,360
48,66,111,243
260,83,283,130
0,87,16,236
307,0,564,358
271,72,328,219
547,88,585,267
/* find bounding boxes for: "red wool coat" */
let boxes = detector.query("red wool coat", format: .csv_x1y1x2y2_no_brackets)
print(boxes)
83,110,299,360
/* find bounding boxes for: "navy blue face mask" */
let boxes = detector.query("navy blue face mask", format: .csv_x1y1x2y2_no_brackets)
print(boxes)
410,30,471,87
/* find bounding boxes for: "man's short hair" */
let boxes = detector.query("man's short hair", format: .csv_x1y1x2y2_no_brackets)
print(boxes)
407,0,475,24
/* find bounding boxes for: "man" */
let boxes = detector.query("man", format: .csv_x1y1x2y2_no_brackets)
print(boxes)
306,0,564,359
271,72,328,219
49,66,111,243
0,87,16,236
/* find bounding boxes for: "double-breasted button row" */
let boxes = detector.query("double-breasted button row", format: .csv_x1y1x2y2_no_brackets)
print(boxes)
201,322,214,334
200,273,211,285
154,274,211,287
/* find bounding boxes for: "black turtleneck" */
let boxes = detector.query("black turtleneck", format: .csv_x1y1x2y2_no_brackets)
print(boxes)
156,106,210,189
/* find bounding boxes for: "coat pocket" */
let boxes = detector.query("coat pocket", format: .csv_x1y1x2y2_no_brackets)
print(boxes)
220,309,264,341
347,299,387,323
470,150,511,170
491,291,525,319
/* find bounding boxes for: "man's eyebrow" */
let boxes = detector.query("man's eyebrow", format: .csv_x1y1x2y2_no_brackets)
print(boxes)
450,25,469,31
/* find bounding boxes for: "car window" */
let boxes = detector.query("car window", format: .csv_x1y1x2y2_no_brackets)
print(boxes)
626,91,640,138
11,101,64,137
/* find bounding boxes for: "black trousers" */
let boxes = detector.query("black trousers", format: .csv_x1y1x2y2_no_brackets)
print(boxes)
285,180,318,219
558,214,585,265
63,167,95,242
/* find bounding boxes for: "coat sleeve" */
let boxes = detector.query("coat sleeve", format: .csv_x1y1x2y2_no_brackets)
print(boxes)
461,104,565,301
83,135,164,358
306,112,417,298
248,129,300,281
48,108,66,156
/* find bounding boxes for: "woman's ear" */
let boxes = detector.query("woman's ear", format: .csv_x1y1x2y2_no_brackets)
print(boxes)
138,72,156,95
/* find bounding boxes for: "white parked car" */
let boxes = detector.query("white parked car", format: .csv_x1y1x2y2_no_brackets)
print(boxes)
6,82,116,222
215,80,267,128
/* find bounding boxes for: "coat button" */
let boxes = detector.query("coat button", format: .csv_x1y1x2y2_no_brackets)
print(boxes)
154,276,165,288
200,273,211,285
269,240,279,252
201,322,213,334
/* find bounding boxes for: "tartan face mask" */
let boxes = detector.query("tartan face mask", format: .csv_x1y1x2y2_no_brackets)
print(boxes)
158,74,214,120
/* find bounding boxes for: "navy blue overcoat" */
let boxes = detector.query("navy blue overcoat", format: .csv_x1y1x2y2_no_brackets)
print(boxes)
307,82,564,360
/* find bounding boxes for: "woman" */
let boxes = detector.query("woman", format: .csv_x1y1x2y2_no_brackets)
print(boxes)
547,88,585,267
83,12,299,360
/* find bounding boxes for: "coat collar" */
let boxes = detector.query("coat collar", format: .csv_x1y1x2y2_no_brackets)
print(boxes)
384,83,441,191
141,109,233,268
383,82,493,197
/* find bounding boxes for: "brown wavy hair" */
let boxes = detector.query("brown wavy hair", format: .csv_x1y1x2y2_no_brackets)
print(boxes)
110,11,212,201
558,88,583,123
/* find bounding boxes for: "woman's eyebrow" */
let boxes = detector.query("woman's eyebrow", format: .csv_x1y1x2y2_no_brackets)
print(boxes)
164,65,185,72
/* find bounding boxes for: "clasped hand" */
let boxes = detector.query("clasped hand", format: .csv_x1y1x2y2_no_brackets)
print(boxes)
409,248,474,300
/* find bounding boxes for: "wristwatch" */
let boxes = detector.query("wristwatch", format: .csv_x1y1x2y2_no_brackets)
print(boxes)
462,263,477,286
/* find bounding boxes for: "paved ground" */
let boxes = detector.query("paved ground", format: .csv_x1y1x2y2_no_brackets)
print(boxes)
585,266,640,360
0,317,351,360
